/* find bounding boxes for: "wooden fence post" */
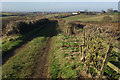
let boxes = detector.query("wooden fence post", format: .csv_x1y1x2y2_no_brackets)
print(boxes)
83,28,85,45
67,25,76,36
98,45,113,79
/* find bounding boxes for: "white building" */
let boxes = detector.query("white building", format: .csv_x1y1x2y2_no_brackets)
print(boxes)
72,12,78,15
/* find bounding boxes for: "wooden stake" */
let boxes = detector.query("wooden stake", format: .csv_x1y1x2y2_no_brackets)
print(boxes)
98,45,113,79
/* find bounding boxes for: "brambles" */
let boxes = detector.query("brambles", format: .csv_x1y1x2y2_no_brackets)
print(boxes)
50,20,119,79
77,23,120,79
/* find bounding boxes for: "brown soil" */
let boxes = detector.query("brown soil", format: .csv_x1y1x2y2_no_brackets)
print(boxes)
32,37,52,78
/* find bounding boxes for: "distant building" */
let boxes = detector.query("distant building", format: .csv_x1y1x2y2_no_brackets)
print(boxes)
72,12,78,15
114,10,118,12
101,10,106,13
77,11,81,14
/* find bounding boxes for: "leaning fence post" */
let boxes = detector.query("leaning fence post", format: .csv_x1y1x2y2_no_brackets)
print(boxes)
98,45,113,79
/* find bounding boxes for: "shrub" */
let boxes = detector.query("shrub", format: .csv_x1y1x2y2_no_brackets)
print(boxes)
102,15,112,22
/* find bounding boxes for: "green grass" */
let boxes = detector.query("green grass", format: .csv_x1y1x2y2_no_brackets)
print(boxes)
45,14,60,18
2,36,23,56
78,15,104,22
50,34,81,78
62,14,98,21
50,36,61,78
2,21,50,56
2,20,57,78
2,40,22,53
45,13,69,18
62,14,118,22
2,37,48,78
2,12,16,15
104,51,120,79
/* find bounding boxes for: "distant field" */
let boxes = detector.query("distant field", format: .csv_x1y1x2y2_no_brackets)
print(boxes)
1,16,20,19
45,13,70,18
1,12,27,18
45,14,61,18
62,14,118,22
1,12,15,15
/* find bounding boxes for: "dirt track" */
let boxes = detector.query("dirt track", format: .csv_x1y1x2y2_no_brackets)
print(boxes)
31,22,56,78
2,21,56,78
3,36,52,78
32,37,52,78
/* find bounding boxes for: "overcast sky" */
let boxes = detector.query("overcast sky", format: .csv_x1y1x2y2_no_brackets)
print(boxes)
1,0,120,2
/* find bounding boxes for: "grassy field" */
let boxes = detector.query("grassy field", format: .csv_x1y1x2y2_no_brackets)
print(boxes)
62,14,118,22
45,13,71,18
45,14,62,18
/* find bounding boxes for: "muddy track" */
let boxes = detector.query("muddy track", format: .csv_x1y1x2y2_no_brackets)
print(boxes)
32,37,52,78
31,22,56,78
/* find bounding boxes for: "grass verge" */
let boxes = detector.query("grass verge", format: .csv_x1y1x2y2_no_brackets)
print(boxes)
50,34,82,78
